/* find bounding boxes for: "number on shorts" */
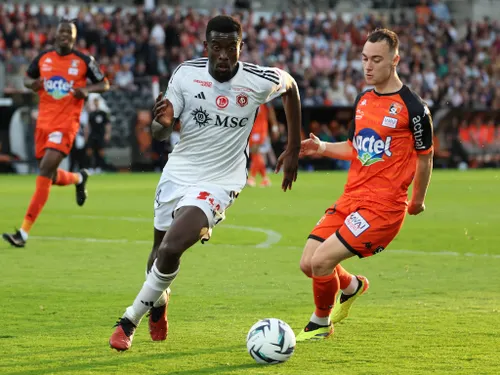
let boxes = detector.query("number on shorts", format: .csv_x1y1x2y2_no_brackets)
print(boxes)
197,191,210,200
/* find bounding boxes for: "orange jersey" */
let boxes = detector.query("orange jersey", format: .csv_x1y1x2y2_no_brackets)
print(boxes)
345,85,434,209
26,49,106,132
251,104,269,138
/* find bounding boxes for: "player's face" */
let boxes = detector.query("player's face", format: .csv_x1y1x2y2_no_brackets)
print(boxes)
362,41,399,86
56,23,77,51
205,31,242,82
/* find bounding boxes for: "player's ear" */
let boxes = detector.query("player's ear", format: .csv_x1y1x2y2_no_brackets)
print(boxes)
203,40,208,52
239,41,244,52
392,53,400,67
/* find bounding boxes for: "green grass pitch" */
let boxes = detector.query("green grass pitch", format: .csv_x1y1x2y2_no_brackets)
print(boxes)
0,170,499,374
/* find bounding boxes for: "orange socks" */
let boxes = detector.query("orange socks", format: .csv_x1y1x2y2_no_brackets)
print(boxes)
336,264,354,290
54,169,80,186
312,271,340,318
21,176,52,235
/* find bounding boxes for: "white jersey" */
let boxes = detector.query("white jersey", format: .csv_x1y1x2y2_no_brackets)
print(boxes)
160,57,292,191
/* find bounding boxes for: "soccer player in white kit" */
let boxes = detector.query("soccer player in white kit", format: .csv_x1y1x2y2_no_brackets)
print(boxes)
109,15,302,351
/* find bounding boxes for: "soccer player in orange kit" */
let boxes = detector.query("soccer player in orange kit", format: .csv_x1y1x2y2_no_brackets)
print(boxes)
247,103,278,187
295,28,434,341
3,20,109,248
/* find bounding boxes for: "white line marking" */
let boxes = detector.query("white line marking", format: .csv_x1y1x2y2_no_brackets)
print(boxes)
28,235,500,259
34,215,497,259
69,215,282,248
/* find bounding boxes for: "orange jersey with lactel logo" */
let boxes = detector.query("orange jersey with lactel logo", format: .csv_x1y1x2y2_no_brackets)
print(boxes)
26,49,106,132
345,85,434,209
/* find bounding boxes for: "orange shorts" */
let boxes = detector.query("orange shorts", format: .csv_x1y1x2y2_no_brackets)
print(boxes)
35,128,76,160
309,195,406,258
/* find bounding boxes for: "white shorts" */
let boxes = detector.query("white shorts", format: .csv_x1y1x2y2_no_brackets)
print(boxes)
153,179,239,233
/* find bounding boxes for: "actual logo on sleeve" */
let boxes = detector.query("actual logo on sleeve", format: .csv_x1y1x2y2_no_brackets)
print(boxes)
389,102,403,115
236,93,248,107
345,212,370,237
216,95,229,109
382,116,398,128
353,128,392,166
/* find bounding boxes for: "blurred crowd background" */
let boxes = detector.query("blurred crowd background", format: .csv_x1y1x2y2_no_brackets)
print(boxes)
1,0,499,173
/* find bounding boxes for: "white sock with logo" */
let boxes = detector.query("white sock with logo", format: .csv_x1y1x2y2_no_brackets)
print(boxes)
124,262,179,326
145,267,170,308
342,276,359,296
310,312,330,326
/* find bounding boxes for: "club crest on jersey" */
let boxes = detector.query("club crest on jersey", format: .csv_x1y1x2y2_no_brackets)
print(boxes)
216,95,229,109
191,107,212,127
389,102,403,115
353,128,392,166
43,76,74,100
236,93,248,107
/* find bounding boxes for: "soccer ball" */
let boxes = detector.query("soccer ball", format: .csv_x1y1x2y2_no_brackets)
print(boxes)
246,318,296,364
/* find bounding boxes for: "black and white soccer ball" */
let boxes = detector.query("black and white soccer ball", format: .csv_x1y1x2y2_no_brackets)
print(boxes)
246,318,296,364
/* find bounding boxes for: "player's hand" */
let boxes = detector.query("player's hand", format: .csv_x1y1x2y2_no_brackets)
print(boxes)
408,201,425,215
30,79,43,92
72,88,88,100
275,147,299,192
153,92,174,127
299,133,324,158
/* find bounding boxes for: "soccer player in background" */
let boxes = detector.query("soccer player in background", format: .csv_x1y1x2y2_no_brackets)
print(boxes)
109,15,302,351
2,20,109,248
295,28,434,341
247,103,278,187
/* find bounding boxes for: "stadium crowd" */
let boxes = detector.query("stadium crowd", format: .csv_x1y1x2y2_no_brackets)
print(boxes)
0,1,499,169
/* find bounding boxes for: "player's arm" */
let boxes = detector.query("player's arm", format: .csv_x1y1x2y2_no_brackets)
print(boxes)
152,68,184,141
76,55,110,99
409,104,434,215
24,52,44,92
271,69,301,191
300,135,353,160
279,73,301,152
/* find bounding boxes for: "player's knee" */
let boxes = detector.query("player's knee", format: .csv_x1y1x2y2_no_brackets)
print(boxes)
310,252,336,277
299,259,313,278
39,165,56,178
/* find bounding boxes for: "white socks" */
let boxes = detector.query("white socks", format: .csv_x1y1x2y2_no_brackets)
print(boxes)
310,312,330,326
19,229,28,241
342,275,359,296
124,262,179,326
76,173,83,185
154,288,170,307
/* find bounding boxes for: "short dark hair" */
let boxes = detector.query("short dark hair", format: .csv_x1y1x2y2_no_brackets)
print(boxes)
59,18,77,25
206,15,242,40
367,28,399,53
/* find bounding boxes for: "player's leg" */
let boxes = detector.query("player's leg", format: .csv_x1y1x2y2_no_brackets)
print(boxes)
296,205,345,341
110,206,208,351
47,131,89,206
2,148,64,247
146,228,171,341
296,234,355,342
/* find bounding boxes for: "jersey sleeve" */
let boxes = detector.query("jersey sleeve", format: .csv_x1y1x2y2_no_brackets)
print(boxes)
406,96,434,154
85,55,106,83
26,51,46,79
163,66,185,119
245,65,295,103
347,92,364,143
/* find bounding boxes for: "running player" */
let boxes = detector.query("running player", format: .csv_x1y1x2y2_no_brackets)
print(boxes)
247,103,278,187
109,15,302,351
295,28,434,341
2,20,109,248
